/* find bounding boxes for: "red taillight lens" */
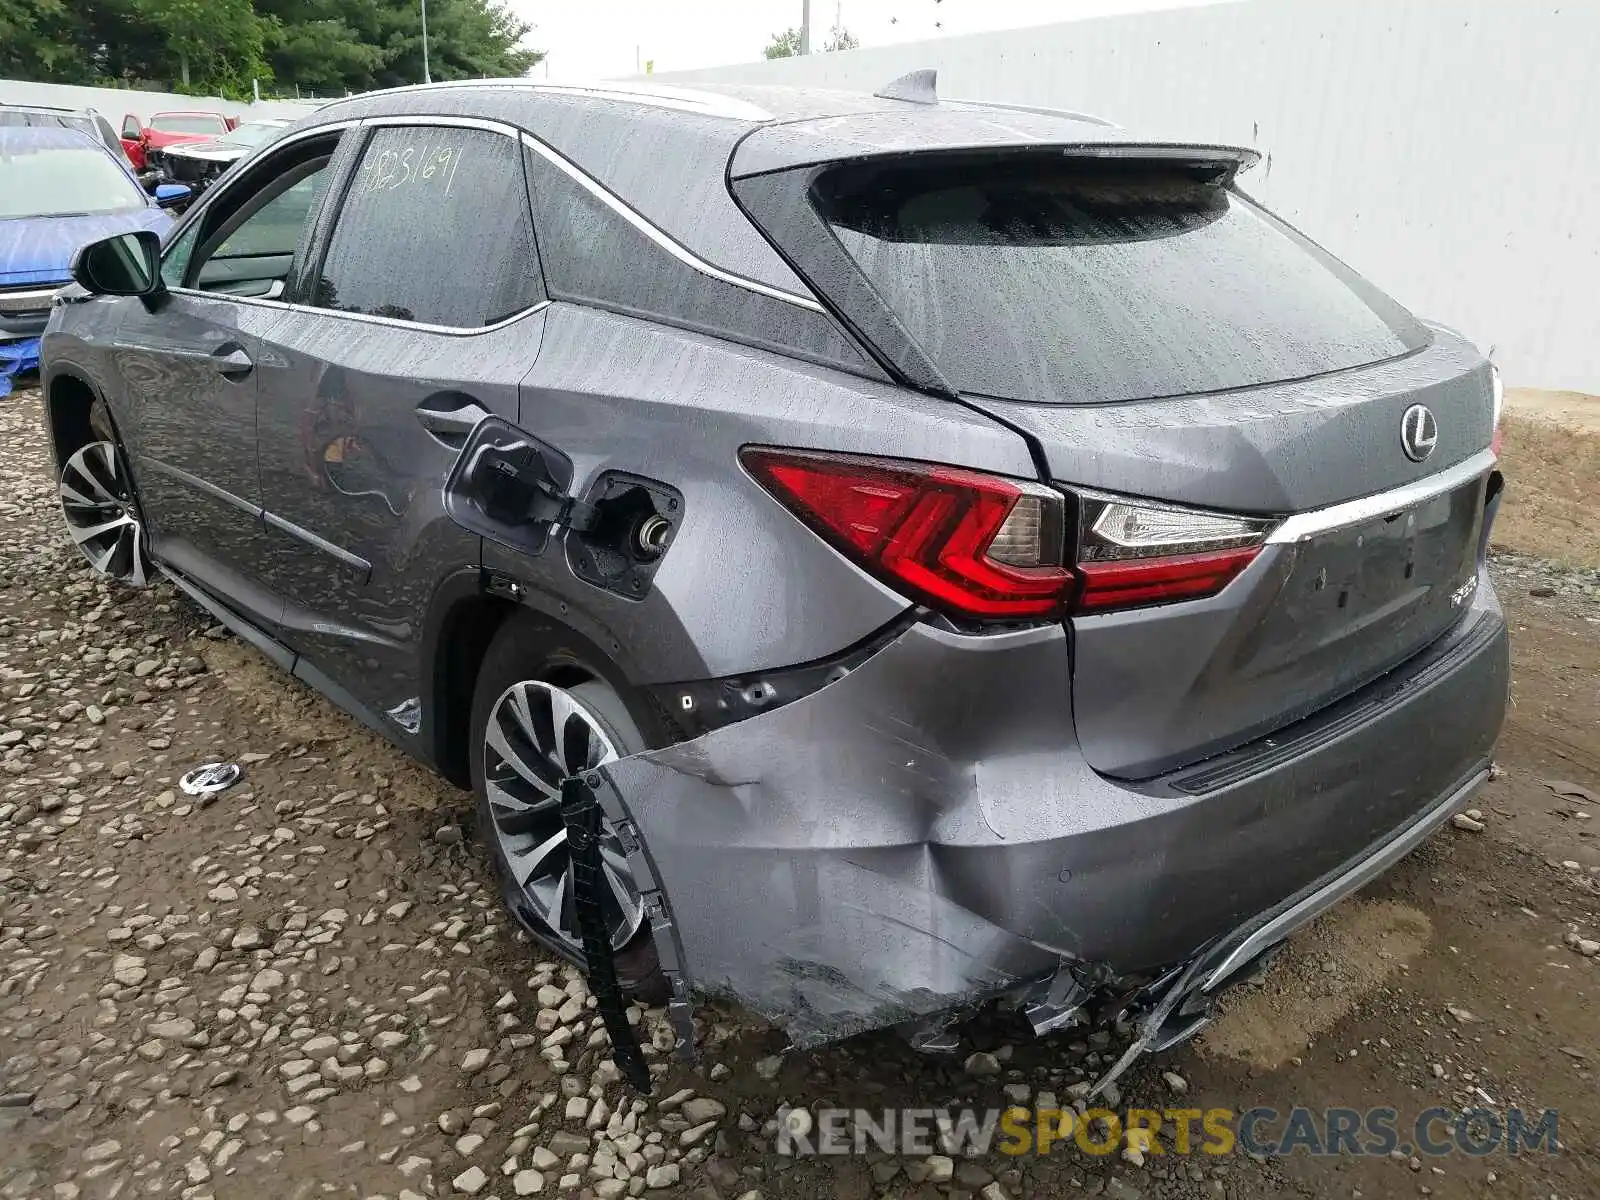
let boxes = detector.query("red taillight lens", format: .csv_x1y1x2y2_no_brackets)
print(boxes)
1071,493,1271,613
741,447,1072,620
1076,546,1261,612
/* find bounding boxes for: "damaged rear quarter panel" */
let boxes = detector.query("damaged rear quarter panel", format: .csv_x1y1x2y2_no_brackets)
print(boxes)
588,591,1510,1049
591,620,1103,1047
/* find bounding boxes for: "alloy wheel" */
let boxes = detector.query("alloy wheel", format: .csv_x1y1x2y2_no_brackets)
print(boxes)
59,441,149,586
482,680,645,952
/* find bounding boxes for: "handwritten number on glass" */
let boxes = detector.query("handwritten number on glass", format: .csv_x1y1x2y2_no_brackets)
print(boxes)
359,132,466,198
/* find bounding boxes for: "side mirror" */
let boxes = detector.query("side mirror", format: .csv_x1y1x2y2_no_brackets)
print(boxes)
71,230,163,299
154,182,192,209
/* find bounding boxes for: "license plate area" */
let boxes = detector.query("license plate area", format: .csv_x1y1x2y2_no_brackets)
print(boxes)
1274,478,1485,657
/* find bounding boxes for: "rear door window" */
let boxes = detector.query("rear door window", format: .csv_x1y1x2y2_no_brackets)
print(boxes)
310,126,543,327
815,155,1426,405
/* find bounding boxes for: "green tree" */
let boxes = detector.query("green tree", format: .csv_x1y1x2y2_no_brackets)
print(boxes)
0,0,91,81
763,27,801,59
0,0,541,97
131,0,274,94
823,24,858,52
762,22,858,59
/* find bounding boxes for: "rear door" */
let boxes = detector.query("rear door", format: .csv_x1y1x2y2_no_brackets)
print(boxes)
120,114,144,167
734,145,1498,778
105,128,345,626
252,118,547,719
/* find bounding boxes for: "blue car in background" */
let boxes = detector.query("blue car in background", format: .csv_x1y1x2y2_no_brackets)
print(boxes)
1,125,189,396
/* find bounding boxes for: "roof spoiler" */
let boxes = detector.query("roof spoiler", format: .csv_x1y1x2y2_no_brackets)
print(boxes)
874,69,938,105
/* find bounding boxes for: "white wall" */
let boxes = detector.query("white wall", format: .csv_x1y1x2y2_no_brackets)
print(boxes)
653,0,1600,393
0,78,325,125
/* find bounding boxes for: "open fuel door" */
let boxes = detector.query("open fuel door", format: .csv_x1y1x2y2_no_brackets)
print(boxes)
443,415,682,599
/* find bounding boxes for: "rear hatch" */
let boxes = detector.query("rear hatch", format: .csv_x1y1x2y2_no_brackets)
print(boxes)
731,129,1497,778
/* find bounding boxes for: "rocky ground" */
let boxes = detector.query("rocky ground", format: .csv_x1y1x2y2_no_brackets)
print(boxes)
1,386,1597,1200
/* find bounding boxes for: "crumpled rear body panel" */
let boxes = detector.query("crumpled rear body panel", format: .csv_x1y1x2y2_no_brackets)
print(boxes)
593,623,1079,1045
592,585,1508,1049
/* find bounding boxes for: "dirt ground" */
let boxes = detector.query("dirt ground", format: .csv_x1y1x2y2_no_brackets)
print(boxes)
1495,389,1600,566
1,386,1597,1200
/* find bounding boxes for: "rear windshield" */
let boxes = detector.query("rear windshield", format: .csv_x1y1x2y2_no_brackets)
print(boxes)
152,114,227,134
815,155,1425,404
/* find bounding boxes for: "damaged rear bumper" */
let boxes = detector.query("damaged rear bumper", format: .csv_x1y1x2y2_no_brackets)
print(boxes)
587,571,1509,1053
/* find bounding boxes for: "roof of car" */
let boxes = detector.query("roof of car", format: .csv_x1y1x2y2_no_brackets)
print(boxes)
312,75,1116,129
287,77,1243,311
0,101,109,117
0,124,104,153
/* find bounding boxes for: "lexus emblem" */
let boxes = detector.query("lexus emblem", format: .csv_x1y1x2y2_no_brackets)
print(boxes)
1400,404,1438,462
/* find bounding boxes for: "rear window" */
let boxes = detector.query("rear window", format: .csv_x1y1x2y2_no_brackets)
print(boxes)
152,114,227,134
815,155,1425,405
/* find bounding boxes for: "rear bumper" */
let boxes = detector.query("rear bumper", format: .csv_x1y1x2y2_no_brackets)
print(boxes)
594,568,1508,1047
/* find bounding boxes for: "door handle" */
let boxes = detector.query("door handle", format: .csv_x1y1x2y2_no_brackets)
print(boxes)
416,399,492,446
211,346,254,378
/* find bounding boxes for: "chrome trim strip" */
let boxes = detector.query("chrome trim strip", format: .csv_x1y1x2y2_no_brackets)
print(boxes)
169,113,549,334
170,110,821,322
1265,449,1497,544
1201,766,1489,992
166,287,293,313
144,457,261,516
263,510,372,577
290,298,551,336
360,113,517,135
165,288,552,336
0,287,65,313
517,131,826,313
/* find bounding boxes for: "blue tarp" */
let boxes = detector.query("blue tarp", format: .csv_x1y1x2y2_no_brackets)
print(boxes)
0,338,41,399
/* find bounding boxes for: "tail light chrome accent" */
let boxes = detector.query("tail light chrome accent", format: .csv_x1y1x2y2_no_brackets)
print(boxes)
1072,492,1273,613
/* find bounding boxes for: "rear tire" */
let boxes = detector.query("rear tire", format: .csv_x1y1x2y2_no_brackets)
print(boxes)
468,614,668,1001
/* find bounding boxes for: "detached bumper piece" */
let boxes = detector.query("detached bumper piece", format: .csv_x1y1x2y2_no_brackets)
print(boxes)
560,776,652,1092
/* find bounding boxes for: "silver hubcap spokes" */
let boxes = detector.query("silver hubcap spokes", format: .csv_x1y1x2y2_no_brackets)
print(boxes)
60,441,148,586
483,681,644,952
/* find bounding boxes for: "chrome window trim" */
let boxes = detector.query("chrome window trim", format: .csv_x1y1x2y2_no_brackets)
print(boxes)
294,299,552,337
168,115,550,335
164,287,553,337
1265,448,1498,544
517,131,826,313
162,110,825,325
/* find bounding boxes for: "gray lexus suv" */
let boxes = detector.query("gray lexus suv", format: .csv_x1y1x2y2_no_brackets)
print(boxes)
41,75,1508,1079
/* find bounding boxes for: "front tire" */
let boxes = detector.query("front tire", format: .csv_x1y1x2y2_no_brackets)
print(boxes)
59,439,150,586
469,616,666,997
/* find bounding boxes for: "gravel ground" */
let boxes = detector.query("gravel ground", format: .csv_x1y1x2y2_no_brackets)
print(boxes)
2,384,1597,1200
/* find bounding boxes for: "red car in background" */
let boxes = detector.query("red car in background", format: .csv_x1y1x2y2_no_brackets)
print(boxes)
119,110,236,170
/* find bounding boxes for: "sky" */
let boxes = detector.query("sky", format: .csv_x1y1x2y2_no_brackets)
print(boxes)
503,0,1221,83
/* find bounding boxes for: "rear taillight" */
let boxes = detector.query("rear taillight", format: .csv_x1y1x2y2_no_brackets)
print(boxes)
1072,493,1272,613
740,447,1072,621
742,448,1272,621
